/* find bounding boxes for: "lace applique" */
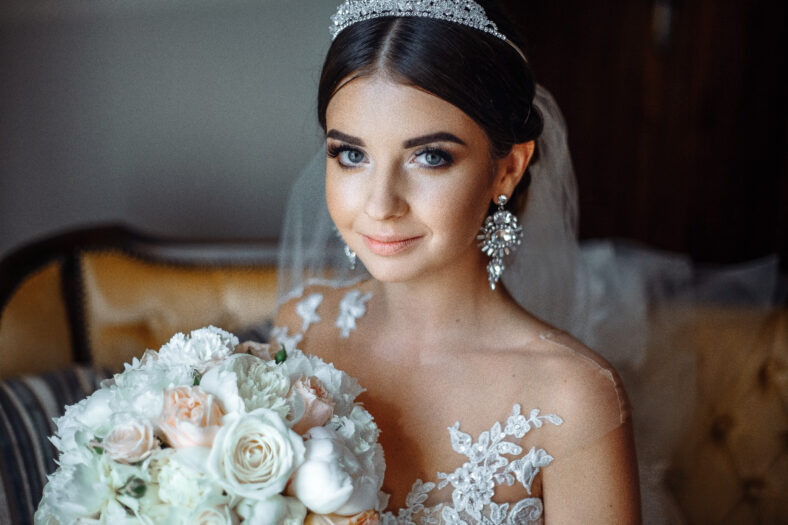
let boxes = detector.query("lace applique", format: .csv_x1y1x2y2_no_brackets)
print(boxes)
270,325,303,353
296,293,323,332
381,405,563,525
336,289,373,338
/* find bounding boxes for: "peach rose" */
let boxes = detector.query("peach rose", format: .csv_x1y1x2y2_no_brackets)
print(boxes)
290,376,335,435
103,418,158,463
304,510,380,525
235,341,273,361
158,386,225,448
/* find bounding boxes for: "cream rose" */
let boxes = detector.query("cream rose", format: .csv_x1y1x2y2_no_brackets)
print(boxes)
190,503,239,525
207,408,305,500
290,376,335,435
305,510,380,525
102,418,158,464
158,386,225,448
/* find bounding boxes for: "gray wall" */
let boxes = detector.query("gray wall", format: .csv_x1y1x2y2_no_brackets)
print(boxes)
0,0,334,257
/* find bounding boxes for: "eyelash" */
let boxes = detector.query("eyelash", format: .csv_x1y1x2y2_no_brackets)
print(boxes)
326,143,455,169
326,144,365,168
413,147,454,169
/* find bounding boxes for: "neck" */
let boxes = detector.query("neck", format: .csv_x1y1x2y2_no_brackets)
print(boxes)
371,246,503,334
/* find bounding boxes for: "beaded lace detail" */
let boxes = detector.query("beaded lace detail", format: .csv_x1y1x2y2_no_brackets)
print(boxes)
336,289,373,338
381,404,563,525
296,292,324,332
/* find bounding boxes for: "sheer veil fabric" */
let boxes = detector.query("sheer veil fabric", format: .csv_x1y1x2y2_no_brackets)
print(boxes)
276,85,780,523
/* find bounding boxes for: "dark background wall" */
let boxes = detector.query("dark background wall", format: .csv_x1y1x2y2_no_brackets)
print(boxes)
503,0,788,270
2,0,786,272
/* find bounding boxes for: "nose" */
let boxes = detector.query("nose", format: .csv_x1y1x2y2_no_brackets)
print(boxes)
364,161,408,221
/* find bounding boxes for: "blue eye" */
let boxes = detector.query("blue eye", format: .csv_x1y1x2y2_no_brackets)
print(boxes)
327,144,367,168
341,149,365,166
414,148,452,168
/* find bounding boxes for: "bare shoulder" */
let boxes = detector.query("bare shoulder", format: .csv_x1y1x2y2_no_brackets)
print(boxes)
525,330,631,439
273,281,373,337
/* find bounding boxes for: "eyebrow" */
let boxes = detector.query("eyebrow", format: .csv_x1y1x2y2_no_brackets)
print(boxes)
326,130,365,146
403,132,467,149
326,129,467,149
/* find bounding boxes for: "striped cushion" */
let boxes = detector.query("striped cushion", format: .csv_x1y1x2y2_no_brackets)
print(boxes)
0,366,111,525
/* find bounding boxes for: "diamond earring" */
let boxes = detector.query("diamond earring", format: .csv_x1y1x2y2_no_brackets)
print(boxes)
344,244,357,270
477,194,523,290
334,226,357,270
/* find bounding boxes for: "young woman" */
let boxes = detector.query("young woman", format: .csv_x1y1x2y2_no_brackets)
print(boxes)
275,1,641,522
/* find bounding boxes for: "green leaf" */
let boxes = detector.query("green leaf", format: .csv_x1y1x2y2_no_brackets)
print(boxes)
275,345,287,364
121,477,147,499
92,446,104,455
193,370,203,386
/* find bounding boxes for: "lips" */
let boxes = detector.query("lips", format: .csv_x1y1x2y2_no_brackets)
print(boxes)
361,234,423,256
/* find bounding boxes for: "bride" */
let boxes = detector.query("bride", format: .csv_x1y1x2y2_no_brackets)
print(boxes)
274,1,641,523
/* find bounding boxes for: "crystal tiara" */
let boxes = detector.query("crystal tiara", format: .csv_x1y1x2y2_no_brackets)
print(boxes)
330,0,508,41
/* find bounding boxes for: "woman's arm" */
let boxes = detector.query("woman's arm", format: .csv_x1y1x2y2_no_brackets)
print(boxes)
542,419,641,524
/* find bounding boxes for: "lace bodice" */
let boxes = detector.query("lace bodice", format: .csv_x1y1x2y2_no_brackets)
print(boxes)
380,404,563,525
276,290,574,524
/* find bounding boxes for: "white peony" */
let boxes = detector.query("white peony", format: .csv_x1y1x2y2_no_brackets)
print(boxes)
207,408,305,500
200,354,291,419
289,427,380,516
152,448,224,509
236,495,307,525
34,459,111,524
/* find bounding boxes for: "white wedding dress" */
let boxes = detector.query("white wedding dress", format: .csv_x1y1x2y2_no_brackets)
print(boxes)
273,286,631,525
275,289,557,525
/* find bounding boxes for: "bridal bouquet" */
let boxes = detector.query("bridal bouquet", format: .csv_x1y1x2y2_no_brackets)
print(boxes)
35,326,386,525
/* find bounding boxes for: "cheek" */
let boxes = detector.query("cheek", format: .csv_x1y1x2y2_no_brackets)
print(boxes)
325,167,358,228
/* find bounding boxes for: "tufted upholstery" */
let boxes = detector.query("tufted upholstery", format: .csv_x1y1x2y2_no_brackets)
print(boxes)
666,306,788,523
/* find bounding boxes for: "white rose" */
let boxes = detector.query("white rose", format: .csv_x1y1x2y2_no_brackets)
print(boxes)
289,427,379,516
190,501,239,525
236,495,307,525
200,354,290,419
207,408,305,500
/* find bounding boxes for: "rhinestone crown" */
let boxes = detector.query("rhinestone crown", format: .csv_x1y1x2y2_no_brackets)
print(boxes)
330,0,506,41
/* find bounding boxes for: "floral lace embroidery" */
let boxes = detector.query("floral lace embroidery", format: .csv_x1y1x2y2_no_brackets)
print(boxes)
270,325,303,353
381,404,563,525
296,293,324,332
336,289,373,338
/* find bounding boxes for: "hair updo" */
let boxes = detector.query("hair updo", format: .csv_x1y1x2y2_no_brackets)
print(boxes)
317,1,543,213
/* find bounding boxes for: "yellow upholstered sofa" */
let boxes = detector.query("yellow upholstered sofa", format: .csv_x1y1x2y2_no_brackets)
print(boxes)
0,225,786,524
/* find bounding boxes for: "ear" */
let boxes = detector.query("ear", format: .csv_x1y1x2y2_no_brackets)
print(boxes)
491,141,535,200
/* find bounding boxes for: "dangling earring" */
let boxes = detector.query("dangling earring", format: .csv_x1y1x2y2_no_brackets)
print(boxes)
344,244,357,270
334,226,357,270
477,194,523,290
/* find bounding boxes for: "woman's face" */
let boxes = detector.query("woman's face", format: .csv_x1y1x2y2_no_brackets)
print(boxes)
325,75,500,284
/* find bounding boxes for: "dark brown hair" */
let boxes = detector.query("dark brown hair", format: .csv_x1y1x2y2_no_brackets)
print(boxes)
317,1,542,212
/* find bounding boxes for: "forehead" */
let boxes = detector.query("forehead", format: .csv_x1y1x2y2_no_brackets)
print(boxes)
325,75,487,145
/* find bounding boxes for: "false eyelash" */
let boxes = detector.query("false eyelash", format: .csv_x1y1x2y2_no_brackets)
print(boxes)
326,143,359,159
414,146,454,167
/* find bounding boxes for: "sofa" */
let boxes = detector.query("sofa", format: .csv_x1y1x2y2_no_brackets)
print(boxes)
0,225,785,524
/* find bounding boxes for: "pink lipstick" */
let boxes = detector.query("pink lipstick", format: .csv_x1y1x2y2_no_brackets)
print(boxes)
362,235,422,256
